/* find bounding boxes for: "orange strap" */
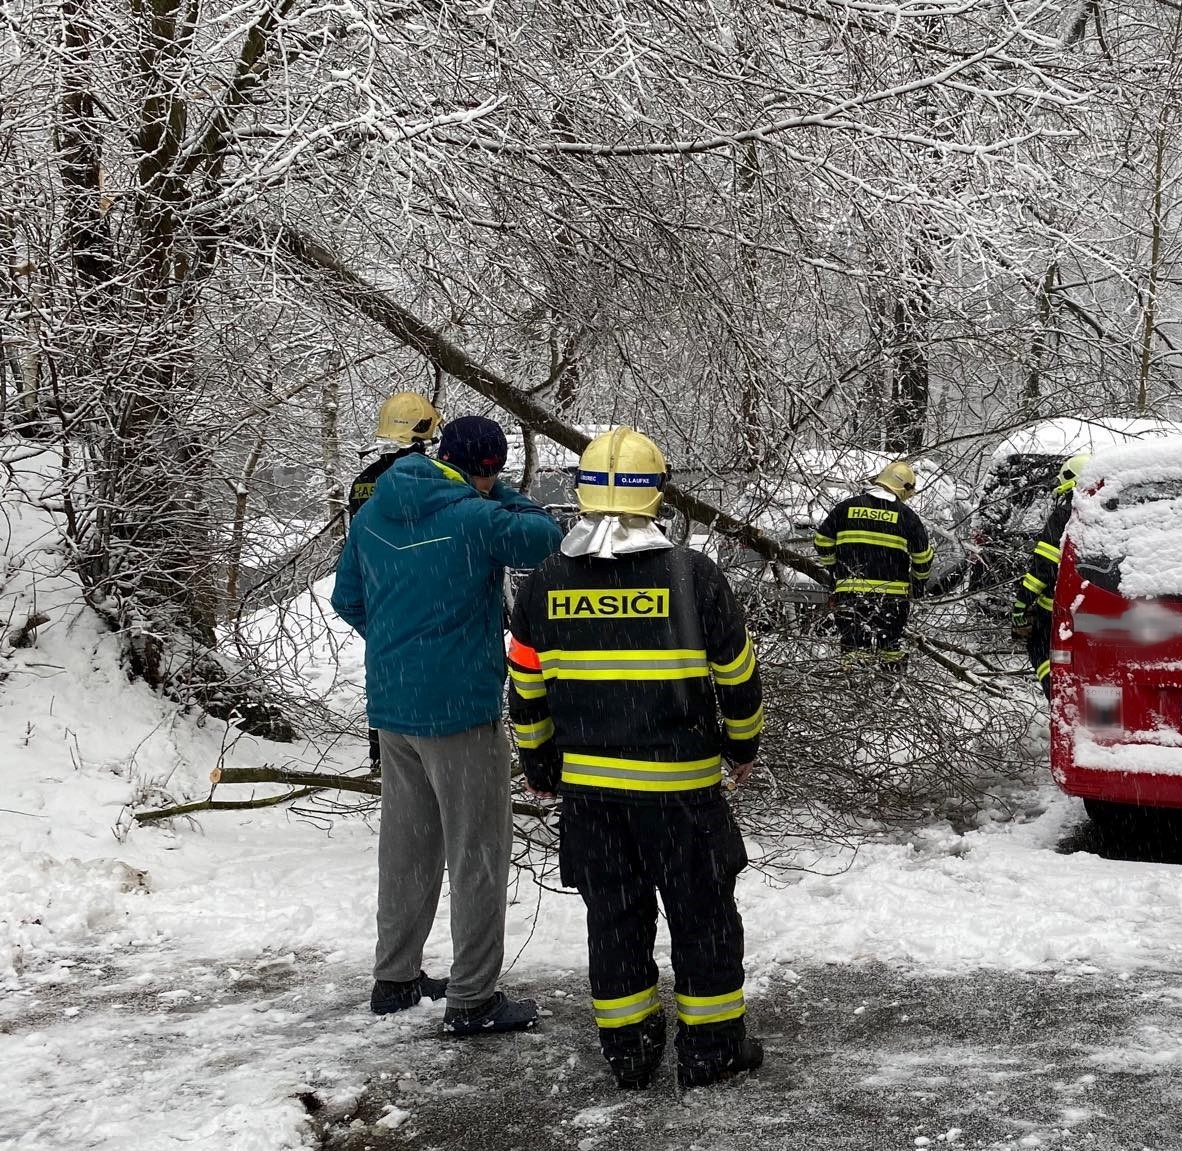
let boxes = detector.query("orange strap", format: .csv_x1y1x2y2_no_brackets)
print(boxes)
508,635,542,670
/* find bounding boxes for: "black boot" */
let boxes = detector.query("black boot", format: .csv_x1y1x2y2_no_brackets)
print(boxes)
604,1013,667,1090
677,1037,764,1089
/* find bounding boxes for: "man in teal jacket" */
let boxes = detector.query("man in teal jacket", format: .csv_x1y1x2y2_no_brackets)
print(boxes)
332,415,561,1034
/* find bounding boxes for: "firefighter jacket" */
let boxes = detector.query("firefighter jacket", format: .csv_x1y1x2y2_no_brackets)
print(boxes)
813,488,933,598
1013,481,1076,625
507,546,762,799
347,445,424,520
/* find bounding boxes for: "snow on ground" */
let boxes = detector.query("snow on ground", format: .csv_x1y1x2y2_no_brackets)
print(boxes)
4,444,1182,1149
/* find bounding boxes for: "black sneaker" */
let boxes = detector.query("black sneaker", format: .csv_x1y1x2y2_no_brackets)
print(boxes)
371,971,449,1014
442,991,539,1036
677,1038,764,1089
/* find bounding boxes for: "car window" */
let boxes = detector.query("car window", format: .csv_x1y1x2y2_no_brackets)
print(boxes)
1101,479,1182,509
1075,478,1182,594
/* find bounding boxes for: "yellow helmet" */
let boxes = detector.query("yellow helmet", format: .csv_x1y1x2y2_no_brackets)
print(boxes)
1057,452,1090,490
374,392,441,446
875,460,918,501
575,426,667,518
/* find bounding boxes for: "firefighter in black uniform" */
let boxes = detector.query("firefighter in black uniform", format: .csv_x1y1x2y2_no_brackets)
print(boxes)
348,392,442,520
813,460,933,674
508,427,764,1091
1011,453,1088,700
347,392,441,770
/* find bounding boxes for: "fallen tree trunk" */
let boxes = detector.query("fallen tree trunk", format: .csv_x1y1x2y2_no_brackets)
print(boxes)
133,765,550,823
266,223,829,585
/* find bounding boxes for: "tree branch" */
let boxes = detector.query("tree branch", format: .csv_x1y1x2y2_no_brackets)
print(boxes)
262,222,829,583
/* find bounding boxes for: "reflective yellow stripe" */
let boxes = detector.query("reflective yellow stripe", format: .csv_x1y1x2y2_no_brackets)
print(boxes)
723,705,764,740
675,988,745,1026
710,636,755,685
835,579,910,595
911,546,934,564
913,570,930,581
593,985,662,1028
1036,659,1051,681
814,533,835,548
1034,541,1061,565
513,717,554,748
1022,573,1047,595
835,530,908,551
1036,593,1053,611
509,667,547,699
817,555,836,566
537,648,708,681
562,753,723,793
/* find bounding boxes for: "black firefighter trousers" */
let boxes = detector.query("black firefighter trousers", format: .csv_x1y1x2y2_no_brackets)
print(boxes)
834,593,911,670
559,791,749,1077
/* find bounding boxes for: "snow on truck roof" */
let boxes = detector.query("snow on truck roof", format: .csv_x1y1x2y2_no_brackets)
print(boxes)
1068,436,1182,598
989,416,1182,463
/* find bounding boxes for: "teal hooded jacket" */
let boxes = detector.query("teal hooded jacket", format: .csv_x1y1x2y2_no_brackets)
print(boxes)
331,453,562,737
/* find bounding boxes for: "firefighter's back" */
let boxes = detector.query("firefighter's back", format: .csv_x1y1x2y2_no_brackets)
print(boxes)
514,545,728,794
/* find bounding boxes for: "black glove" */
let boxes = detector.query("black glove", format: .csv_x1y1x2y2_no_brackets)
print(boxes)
522,747,561,796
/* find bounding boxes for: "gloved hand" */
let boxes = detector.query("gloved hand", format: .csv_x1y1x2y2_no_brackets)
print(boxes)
1011,613,1031,642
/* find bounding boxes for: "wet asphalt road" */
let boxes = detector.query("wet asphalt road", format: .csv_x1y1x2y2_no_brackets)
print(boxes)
313,961,1182,1151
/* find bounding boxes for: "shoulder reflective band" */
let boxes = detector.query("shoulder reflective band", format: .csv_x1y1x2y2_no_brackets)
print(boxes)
537,648,707,679
561,752,723,792
835,579,910,595
835,530,908,551
576,469,663,488
675,988,745,1026
593,985,662,1029
547,588,670,619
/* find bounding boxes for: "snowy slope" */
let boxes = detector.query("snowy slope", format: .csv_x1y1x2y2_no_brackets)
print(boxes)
4,444,1182,1149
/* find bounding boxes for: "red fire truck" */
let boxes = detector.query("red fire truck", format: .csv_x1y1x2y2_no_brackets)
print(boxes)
1048,440,1182,830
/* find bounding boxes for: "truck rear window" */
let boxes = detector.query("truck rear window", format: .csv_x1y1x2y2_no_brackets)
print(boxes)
1077,479,1182,594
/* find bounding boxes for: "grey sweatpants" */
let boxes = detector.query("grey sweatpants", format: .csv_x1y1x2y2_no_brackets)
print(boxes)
374,721,513,1008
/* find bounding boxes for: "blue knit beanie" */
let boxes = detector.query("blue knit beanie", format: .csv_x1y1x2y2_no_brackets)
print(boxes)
438,416,508,478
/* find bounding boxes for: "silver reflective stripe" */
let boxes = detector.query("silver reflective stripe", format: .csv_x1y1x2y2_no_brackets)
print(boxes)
563,762,721,783
677,993,744,1020
595,990,659,1021
540,655,708,673
712,648,755,684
